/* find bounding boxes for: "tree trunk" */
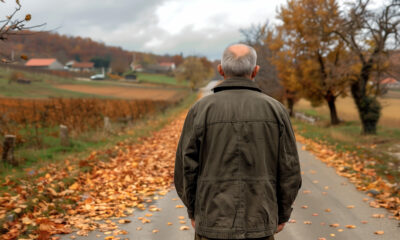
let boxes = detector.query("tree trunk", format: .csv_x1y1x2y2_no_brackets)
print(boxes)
351,62,381,134
287,97,295,117
352,90,381,134
325,93,340,125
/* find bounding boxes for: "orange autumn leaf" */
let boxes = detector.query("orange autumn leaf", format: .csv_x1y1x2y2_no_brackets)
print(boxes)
180,226,190,231
345,225,356,229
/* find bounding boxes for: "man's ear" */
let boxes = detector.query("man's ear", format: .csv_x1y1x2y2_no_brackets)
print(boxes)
218,64,225,78
251,65,260,80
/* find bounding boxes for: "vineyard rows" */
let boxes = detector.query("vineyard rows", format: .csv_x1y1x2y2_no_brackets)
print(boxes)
0,98,171,150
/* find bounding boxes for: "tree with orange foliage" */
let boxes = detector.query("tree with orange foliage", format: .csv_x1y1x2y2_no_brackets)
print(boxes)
272,0,348,125
175,56,214,90
268,30,302,116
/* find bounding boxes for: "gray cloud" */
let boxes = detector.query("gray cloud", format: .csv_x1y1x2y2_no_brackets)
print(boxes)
140,26,243,60
1,0,284,59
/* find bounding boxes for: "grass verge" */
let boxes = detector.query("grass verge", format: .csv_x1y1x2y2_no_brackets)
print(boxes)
292,113,400,184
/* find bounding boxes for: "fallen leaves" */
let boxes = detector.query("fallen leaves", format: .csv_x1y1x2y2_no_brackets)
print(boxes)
0,112,189,239
374,230,384,235
372,213,385,218
141,218,151,224
296,135,400,220
180,226,190,231
345,225,356,229
329,223,340,228
117,219,131,224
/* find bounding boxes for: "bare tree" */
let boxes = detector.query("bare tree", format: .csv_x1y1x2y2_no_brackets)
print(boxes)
0,0,44,62
240,22,284,102
334,0,400,134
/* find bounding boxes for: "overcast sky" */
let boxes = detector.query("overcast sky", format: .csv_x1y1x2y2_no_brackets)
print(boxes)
1,0,287,60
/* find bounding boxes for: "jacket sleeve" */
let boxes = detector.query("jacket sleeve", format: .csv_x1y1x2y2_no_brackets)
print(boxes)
277,108,302,224
174,108,199,219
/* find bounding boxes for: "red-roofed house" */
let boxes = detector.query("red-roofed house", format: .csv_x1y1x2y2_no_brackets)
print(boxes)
25,58,64,70
380,77,400,89
159,62,176,71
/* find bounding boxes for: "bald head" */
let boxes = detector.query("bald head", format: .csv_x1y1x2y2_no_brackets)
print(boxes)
228,44,251,57
220,43,257,78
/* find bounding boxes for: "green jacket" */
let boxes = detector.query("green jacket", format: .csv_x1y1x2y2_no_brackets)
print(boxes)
174,77,302,239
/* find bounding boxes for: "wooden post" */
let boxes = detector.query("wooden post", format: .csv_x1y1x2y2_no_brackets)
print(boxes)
104,117,112,133
2,135,17,166
59,125,70,147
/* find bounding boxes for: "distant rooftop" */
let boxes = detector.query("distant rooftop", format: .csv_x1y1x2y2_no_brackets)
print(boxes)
381,78,398,84
159,62,175,67
25,58,57,67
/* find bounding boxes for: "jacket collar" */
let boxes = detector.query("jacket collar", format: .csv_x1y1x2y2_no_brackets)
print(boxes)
212,77,262,93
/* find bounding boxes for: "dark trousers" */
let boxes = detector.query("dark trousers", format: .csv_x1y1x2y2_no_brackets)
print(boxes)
195,233,275,240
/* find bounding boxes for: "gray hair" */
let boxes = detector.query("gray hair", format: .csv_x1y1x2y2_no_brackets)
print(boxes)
221,44,257,77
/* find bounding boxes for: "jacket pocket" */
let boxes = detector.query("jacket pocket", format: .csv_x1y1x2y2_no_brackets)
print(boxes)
243,179,278,230
197,179,240,228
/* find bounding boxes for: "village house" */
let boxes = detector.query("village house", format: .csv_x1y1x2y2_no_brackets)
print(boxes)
381,77,400,90
130,63,144,72
159,62,176,71
25,58,64,70
65,60,95,72
144,62,176,73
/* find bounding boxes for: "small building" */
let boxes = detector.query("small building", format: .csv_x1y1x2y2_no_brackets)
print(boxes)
159,62,176,71
145,62,176,73
25,58,64,70
71,62,94,72
130,63,144,72
381,77,400,89
65,60,95,72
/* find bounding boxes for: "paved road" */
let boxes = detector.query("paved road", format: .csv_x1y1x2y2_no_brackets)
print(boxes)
63,81,398,239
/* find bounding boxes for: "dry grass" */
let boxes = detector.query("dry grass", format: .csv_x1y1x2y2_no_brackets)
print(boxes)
296,93,400,128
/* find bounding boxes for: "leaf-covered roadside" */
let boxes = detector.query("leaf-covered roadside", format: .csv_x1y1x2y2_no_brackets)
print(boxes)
296,134,400,221
0,112,187,239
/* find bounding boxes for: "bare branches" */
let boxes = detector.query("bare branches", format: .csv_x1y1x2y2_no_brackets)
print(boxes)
0,0,44,41
240,21,271,46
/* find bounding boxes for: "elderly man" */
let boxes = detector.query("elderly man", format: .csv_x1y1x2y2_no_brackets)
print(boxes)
174,43,302,240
